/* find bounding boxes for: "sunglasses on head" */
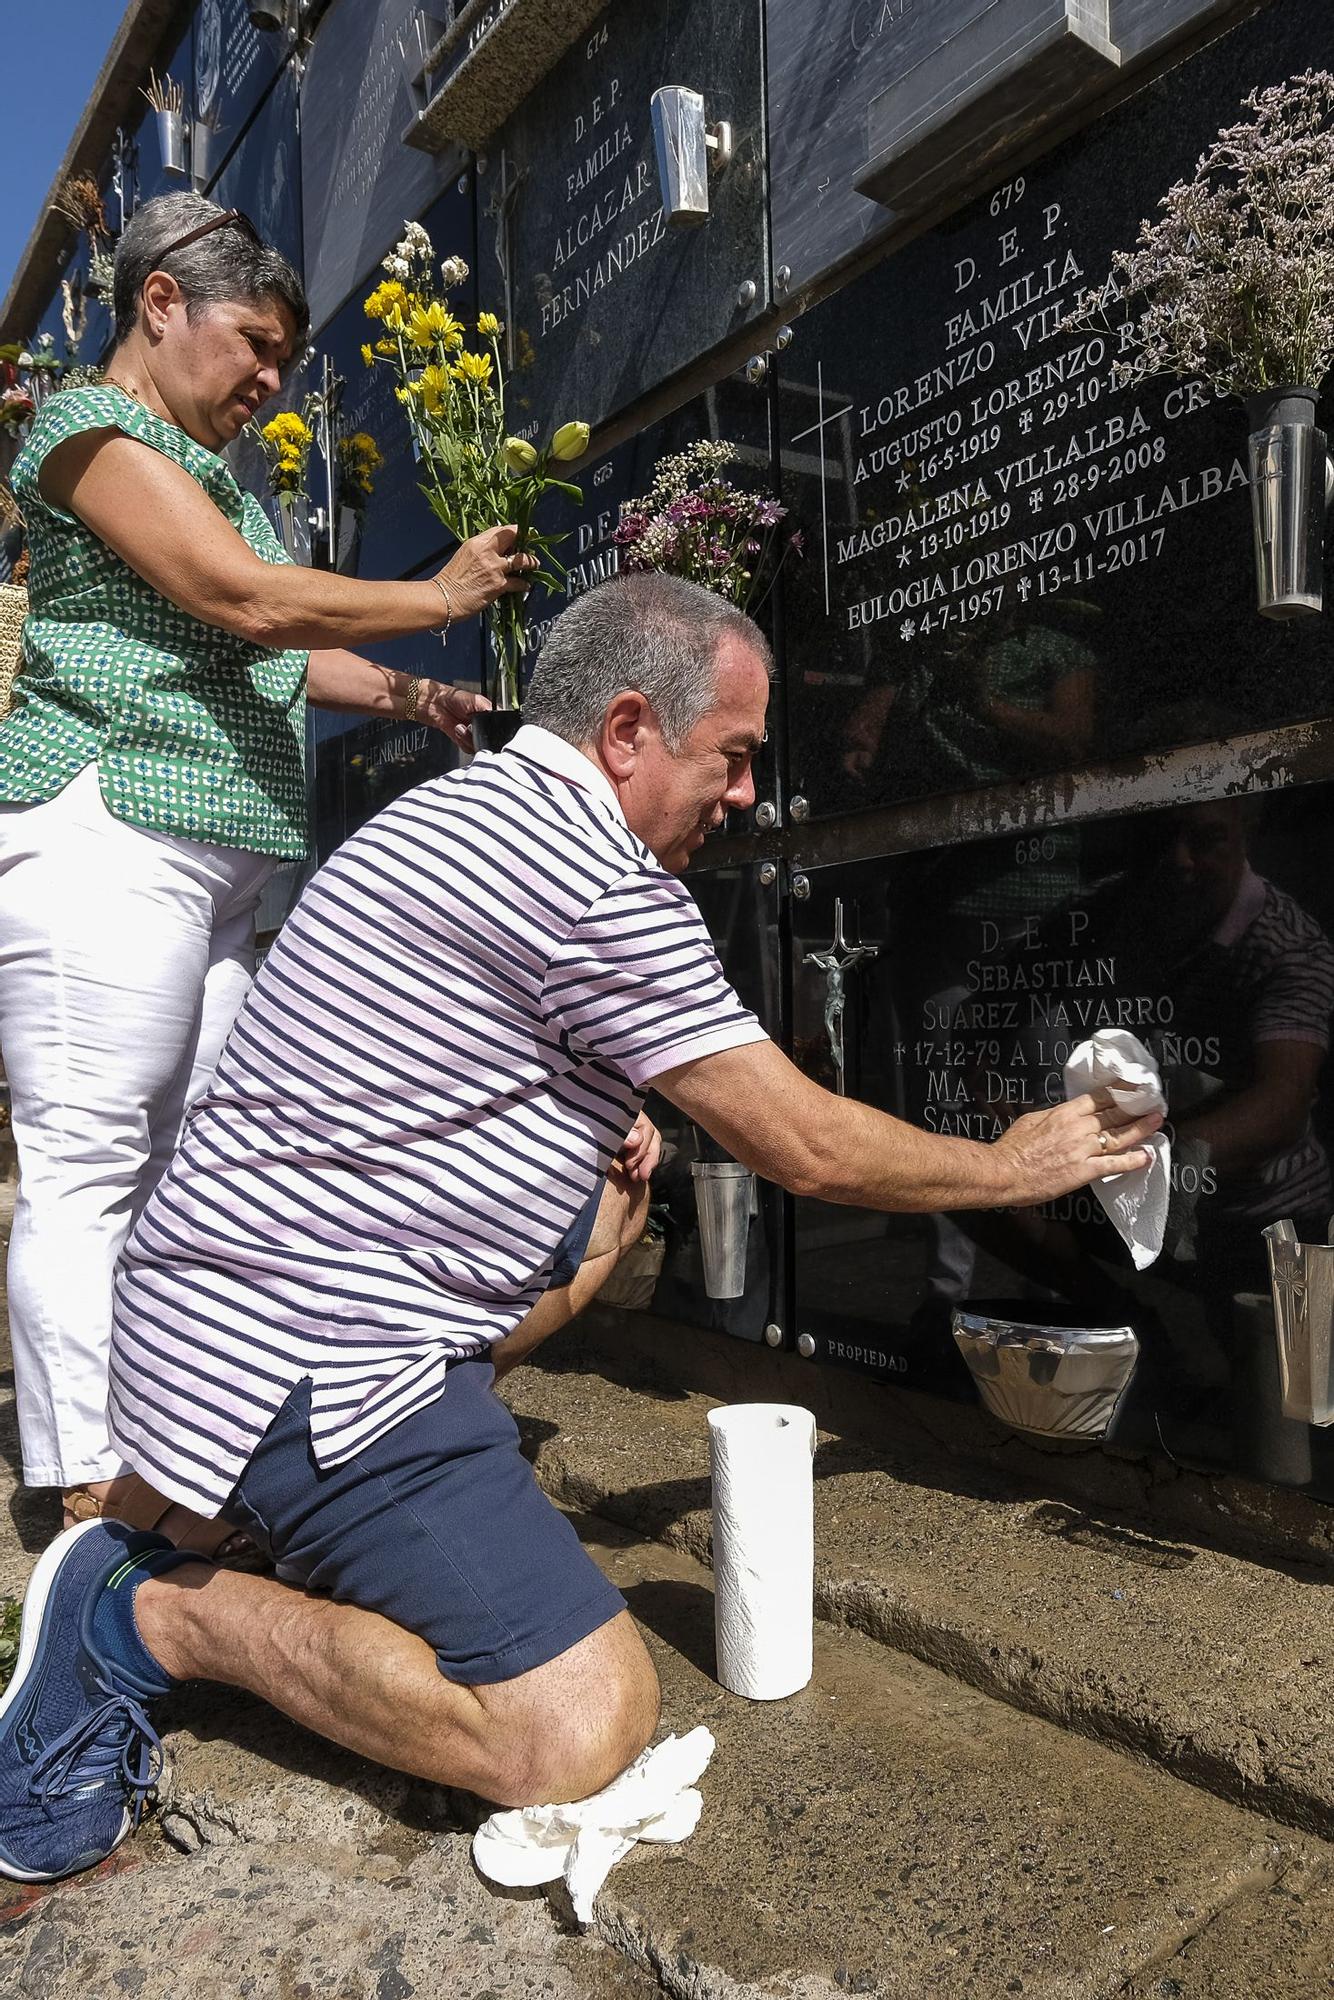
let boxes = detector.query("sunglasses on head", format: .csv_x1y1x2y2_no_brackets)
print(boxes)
155,208,262,262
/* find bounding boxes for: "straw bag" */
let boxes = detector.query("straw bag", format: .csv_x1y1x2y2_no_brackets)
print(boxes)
0,578,25,720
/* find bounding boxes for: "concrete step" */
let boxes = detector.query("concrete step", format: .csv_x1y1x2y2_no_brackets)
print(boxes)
3,1510,1328,2000
498,1351,1334,1842
578,1513,1333,2000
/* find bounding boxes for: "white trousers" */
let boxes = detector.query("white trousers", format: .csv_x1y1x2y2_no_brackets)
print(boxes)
0,765,273,1486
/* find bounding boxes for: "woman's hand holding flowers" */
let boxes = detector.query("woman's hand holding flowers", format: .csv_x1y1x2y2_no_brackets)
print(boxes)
434,523,538,621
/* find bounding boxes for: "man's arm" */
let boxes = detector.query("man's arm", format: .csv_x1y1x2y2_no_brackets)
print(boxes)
490,1165,649,1379
654,1039,1160,1212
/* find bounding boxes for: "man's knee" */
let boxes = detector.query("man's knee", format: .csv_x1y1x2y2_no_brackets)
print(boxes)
474,1611,660,1805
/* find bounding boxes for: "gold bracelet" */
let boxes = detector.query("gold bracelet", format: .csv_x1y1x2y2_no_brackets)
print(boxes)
404,675,421,722
432,576,454,633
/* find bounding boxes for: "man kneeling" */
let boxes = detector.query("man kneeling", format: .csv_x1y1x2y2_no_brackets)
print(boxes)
0,575,1160,1880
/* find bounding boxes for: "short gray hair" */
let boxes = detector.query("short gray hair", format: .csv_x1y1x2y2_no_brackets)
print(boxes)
112,193,309,350
523,572,772,751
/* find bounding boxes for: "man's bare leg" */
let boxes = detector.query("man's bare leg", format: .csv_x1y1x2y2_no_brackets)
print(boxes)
136,1565,659,1806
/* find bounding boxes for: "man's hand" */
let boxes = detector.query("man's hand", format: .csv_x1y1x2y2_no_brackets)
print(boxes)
989,1089,1163,1207
618,1111,662,1184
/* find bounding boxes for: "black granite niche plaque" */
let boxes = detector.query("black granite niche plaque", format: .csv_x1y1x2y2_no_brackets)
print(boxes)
300,0,455,332
775,0,1334,821
788,781,1334,1494
211,59,302,274
193,0,285,190
481,0,766,442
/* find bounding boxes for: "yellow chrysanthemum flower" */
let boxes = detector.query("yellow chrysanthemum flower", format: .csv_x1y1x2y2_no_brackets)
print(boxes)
419,363,452,414
363,279,409,322
262,411,311,448
374,339,398,357
451,350,493,387
394,386,413,405
360,343,374,366
406,301,463,349
477,311,503,337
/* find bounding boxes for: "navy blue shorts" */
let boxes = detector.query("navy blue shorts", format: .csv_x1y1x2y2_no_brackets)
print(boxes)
223,1361,625,1686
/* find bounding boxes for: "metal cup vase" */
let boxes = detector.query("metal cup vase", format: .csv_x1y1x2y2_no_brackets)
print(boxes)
1262,1219,1334,1426
156,109,187,178
691,1160,754,1300
951,1311,1139,1441
470,708,523,754
274,494,311,565
1245,386,1327,620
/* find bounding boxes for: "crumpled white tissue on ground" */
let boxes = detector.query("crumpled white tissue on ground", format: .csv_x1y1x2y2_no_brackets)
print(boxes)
1063,1028,1171,1271
472,1727,716,1925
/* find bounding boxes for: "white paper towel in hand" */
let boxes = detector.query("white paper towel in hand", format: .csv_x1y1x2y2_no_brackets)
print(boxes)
471,1727,715,1925
708,1403,817,1701
1063,1028,1171,1271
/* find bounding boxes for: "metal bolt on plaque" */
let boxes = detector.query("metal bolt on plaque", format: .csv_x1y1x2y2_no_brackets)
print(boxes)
758,861,778,887
789,793,809,822
764,1323,784,1348
744,355,769,385
754,800,778,829
796,1332,816,1359
791,873,811,901
736,278,758,306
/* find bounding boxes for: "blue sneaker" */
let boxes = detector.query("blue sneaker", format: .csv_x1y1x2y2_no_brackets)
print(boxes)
0,1518,186,1881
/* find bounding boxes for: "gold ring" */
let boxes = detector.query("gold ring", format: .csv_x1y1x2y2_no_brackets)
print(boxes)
1097,1129,1110,1154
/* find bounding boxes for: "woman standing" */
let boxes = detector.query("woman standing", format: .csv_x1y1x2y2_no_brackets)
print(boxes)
0,193,532,1533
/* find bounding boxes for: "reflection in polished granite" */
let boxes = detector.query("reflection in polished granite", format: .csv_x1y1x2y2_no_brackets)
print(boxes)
787,784,1334,1495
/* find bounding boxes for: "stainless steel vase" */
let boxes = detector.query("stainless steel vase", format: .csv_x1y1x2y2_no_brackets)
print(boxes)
156,109,187,178
951,1312,1139,1441
691,1160,754,1300
1262,1219,1334,1426
1246,386,1326,620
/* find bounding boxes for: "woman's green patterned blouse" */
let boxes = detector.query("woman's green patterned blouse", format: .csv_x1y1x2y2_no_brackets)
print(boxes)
2,385,307,859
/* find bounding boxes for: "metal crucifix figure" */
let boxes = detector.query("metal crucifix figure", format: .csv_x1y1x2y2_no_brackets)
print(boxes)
802,897,879,1095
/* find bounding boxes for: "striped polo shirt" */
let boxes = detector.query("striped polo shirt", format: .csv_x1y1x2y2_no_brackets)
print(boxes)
108,726,766,1514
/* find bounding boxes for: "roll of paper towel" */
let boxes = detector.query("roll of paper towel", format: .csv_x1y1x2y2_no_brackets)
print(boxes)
707,1403,817,1701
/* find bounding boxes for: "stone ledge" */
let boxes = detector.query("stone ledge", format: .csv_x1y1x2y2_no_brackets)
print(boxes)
404,0,610,154
501,1350,1334,1842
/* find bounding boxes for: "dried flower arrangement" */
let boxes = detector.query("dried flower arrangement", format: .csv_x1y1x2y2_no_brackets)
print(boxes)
52,174,116,301
612,440,801,616
1067,71,1334,397
366,219,589,709
140,71,185,118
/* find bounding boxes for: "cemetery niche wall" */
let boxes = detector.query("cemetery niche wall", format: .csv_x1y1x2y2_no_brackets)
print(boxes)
10,0,1334,1497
